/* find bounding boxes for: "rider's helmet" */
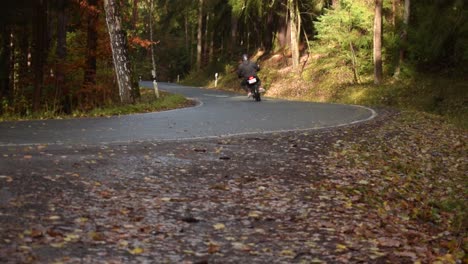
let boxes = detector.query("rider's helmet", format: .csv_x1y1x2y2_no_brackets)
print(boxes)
242,54,249,62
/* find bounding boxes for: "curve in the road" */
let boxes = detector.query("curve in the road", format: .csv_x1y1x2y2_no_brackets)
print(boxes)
0,82,377,146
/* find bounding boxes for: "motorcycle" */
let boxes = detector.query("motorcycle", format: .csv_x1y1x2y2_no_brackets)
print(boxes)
246,76,261,102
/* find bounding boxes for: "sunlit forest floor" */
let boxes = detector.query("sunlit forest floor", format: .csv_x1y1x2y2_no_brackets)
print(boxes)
1,109,466,263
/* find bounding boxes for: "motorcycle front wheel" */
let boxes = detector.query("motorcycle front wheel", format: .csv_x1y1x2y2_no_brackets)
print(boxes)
254,90,261,101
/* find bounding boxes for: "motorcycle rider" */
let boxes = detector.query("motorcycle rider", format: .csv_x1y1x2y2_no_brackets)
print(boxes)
237,54,262,97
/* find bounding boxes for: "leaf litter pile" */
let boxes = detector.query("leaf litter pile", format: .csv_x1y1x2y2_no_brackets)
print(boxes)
0,110,466,263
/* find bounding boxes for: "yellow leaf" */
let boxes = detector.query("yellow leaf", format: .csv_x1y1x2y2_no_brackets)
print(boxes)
344,201,353,209
213,223,225,230
49,215,61,220
119,240,129,247
248,211,261,218
161,197,171,202
336,244,347,250
75,217,88,224
280,249,295,256
128,247,144,255
50,243,64,248
64,234,80,242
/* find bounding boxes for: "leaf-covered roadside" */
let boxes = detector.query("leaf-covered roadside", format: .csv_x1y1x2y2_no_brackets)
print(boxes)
0,110,466,263
318,111,467,262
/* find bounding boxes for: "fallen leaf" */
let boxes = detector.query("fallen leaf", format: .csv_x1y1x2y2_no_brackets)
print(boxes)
50,242,65,248
248,211,262,219
207,242,220,254
232,242,250,251
89,231,105,241
280,249,295,256
30,229,43,238
213,223,225,230
0,175,13,182
64,234,80,242
377,237,401,247
75,217,88,224
128,247,144,255
358,180,369,185
394,251,417,259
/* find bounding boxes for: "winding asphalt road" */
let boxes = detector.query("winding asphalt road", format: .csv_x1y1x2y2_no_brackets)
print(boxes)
0,82,376,146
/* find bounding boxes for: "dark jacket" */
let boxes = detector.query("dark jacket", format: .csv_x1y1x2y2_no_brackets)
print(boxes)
237,61,260,79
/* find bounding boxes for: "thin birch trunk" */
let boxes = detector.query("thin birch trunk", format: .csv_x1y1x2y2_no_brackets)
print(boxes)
149,0,156,80
104,0,134,103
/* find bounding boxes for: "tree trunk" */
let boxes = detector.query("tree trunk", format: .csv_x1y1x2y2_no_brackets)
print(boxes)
276,2,291,51
56,0,69,113
83,0,98,89
263,10,274,51
373,0,383,85
17,28,29,99
394,0,410,77
32,0,48,112
0,25,12,109
330,0,339,9
103,0,135,103
289,0,300,70
132,0,139,30
196,0,203,70
185,14,189,54
350,42,360,84
204,13,210,65
148,0,157,80
229,12,238,56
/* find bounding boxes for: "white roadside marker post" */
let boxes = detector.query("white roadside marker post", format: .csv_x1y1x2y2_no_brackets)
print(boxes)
153,80,159,98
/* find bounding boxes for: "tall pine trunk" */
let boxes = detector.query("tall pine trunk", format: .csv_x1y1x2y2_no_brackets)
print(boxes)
0,25,12,110
394,0,410,77
56,0,69,113
17,28,30,100
104,0,134,103
373,0,383,84
289,0,300,70
196,0,203,70
32,0,48,112
131,0,139,30
229,12,238,56
83,0,98,89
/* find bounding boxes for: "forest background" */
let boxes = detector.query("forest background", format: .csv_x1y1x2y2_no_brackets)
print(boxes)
0,0,466,127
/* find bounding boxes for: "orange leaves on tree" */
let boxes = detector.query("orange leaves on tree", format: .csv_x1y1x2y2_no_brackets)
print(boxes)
76,0,100,16
129,36,159,49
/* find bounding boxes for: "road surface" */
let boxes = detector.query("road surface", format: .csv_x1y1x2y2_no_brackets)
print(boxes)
0,82,376,146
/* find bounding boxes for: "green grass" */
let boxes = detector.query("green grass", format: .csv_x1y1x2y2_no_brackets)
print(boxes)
0,90,194,121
